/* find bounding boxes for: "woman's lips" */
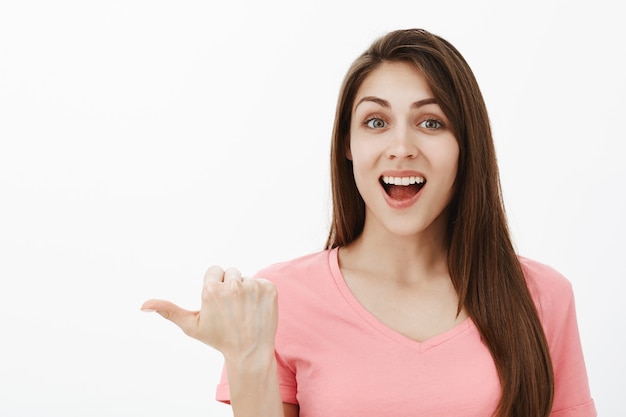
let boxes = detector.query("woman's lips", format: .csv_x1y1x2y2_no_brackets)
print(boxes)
379,175,426,208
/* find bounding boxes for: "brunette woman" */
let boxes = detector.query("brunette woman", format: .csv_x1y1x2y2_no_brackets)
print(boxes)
143,28,595,417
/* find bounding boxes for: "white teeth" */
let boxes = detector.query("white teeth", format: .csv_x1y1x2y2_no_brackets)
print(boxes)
382,176,425,186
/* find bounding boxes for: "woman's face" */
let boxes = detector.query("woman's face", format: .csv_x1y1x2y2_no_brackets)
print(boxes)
348,61,459,239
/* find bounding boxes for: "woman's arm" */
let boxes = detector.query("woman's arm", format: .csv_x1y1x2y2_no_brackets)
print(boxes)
142,266,285,417
224,350,284,417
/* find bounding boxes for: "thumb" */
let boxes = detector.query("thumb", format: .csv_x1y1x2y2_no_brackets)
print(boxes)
141,299,198,335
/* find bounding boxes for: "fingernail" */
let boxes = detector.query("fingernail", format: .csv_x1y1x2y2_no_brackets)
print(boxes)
141,308,157,313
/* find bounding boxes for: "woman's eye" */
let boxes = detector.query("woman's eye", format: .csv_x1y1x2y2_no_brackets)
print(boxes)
365,118,387,129
419,118,443,130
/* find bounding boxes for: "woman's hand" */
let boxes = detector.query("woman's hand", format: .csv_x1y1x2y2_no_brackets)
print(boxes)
143,267,286,416
141,265,278,361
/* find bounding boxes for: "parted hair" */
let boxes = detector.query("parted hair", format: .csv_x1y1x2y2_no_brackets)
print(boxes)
325,28,554,417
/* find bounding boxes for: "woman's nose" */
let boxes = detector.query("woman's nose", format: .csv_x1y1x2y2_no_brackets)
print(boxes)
386,125,418,159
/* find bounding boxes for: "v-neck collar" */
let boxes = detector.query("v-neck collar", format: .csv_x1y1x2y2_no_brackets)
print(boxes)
328,247,474,353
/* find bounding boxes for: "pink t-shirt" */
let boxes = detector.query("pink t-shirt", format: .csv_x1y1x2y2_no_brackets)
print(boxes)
216,249,596,417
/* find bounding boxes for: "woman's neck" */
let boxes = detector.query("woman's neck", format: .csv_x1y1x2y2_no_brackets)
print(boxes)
340,215,450,285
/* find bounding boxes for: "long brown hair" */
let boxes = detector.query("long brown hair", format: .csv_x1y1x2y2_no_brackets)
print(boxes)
325,28,554,417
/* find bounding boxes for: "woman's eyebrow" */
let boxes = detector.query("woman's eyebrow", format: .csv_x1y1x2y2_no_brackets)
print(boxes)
411,98,437,108
355,96,390,109
354,96,438,110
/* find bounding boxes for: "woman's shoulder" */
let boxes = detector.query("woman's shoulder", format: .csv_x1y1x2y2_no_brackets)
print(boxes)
518,256,573,295
253,249,342,315
518,256,576,328
253,248,335,284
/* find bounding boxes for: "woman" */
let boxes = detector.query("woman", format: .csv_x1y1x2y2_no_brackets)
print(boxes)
142,28,595,417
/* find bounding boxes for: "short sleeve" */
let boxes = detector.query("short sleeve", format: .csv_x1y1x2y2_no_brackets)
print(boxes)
520,257,596,417
547,287,596,416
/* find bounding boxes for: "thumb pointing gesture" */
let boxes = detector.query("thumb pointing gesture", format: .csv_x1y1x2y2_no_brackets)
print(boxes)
141,299,199,335
142,265,278,359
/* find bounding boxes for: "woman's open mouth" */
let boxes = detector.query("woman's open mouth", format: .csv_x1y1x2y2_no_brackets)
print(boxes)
380,175,426,202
